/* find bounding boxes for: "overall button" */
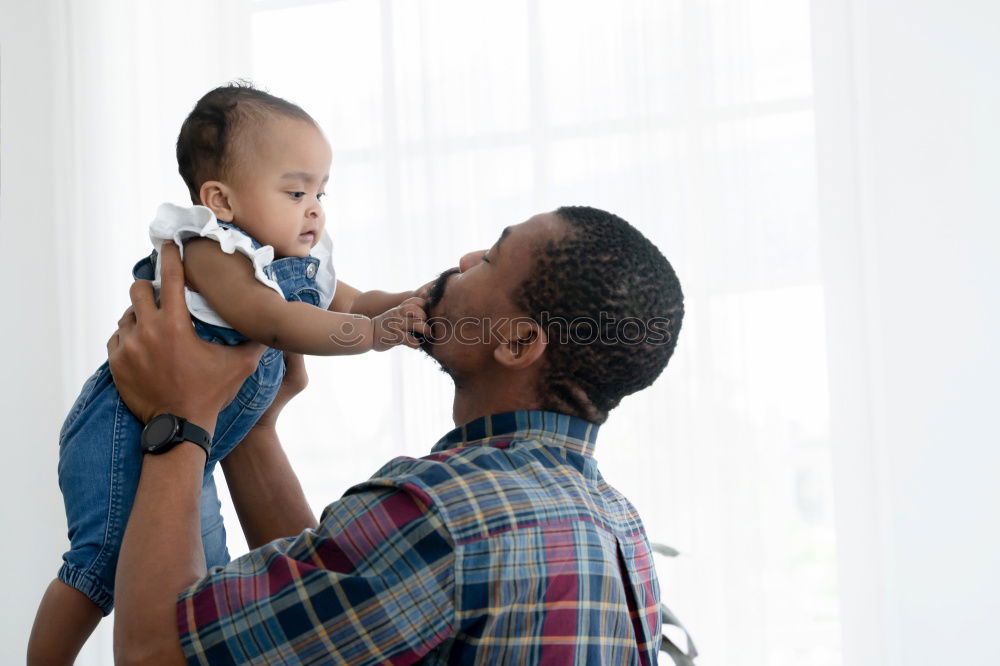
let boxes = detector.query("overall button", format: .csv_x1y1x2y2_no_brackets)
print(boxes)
305,263,317,279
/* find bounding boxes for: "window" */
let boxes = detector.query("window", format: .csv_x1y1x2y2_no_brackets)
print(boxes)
212,1,842,664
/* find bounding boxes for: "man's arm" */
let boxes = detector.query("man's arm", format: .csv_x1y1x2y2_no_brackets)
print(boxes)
114,443,207,665
109,243,454,665
222,360,316,549
222,426,315,548
221,352,317,547
109,241,264,665
175,485,456,664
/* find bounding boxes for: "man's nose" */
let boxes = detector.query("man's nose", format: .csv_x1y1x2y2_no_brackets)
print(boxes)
459,250,486,273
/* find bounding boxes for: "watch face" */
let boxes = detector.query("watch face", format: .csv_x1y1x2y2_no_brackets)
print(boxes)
143,414,178,452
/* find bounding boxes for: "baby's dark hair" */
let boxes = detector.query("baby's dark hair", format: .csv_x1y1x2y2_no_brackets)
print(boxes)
176,81,316,203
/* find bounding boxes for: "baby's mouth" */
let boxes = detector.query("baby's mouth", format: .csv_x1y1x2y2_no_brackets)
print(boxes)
298,231,316,243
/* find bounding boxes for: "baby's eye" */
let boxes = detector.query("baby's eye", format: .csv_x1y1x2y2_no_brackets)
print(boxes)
317,192,326,201
288,191,306,200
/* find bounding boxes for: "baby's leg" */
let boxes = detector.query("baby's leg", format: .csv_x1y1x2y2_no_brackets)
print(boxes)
29,362,144,662
30,364,239,663
200,467,231,568
27,579,101,665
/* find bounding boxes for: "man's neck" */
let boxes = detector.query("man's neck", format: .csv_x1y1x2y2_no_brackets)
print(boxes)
451,373,542,426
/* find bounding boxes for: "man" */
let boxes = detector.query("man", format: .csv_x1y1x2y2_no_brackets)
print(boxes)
109,206,684,664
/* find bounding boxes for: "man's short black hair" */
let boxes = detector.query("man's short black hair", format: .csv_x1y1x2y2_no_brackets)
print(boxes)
176,81,316,203
515,206,684,424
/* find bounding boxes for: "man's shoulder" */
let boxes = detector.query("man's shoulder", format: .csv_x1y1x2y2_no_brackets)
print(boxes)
355,439,541,498
368,435,571,488
343,438,605,544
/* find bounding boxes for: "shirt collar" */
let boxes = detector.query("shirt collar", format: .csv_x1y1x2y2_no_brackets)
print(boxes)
432,410,600,458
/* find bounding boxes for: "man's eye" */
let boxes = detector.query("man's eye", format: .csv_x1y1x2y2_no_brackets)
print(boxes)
482,254,490,264
288,191,306,200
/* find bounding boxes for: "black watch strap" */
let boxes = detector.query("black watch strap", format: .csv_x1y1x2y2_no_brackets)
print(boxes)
142,413,212,460
176,419,212,458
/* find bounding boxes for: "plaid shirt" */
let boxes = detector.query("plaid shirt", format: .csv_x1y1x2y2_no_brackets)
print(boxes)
177,410,662,664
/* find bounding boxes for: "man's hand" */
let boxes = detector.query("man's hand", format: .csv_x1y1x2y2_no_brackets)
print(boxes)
107,241,265,429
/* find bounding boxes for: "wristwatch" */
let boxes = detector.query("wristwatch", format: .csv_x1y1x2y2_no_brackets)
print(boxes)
140,413,212,459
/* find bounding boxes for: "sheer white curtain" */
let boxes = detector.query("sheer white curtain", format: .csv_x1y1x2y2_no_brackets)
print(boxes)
20,0,844,664
13,1,998,664
32,1,255,661
244,2,840,665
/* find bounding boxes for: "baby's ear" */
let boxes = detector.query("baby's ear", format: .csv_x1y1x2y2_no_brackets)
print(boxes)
199,181,235,222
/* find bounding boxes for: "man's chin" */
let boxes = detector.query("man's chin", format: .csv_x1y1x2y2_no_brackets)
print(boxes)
417,334,440,363
417,339,459,381
418,336,434,356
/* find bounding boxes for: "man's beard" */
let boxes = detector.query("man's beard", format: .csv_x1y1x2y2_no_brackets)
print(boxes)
418,267,460,352
418,268,462,383
424,267,460,311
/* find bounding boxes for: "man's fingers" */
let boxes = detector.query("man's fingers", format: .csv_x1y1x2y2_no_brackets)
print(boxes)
284,351,305,372
279,352,309,395
129,280,156,317
283,351,307,379
117,306,136,328
157,241,187,316
118,311,137,335
108,305,138,358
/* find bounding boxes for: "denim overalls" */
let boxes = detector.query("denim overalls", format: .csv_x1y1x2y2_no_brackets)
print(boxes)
56,223,329,615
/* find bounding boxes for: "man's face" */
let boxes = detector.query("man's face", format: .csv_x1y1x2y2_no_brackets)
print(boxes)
422,212,565,380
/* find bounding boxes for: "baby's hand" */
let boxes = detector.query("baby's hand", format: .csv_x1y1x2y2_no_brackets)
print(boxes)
371,297,429,351
414,278,436,302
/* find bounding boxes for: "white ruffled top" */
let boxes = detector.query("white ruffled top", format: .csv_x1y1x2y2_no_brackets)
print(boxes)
148,203,337,330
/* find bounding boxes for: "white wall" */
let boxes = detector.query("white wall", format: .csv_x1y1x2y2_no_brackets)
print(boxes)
0,0,67,661
816,1,1000,665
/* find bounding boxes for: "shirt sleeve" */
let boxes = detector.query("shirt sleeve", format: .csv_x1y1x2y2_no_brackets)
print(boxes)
176,485,456,666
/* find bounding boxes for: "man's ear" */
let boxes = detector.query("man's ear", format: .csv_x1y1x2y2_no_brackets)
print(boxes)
199,181,236,222
493,317,547,369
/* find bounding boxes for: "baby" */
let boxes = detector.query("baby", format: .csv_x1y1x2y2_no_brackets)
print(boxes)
28,83,428,663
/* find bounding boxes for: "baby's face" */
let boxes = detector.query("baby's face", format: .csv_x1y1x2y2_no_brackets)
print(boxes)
226,116,332,258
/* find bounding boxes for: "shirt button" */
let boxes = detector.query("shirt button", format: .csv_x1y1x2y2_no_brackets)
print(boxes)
305,263,317,279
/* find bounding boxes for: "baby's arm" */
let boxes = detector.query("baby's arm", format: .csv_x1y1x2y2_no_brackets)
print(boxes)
330,280,415,318
184,239,426,354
